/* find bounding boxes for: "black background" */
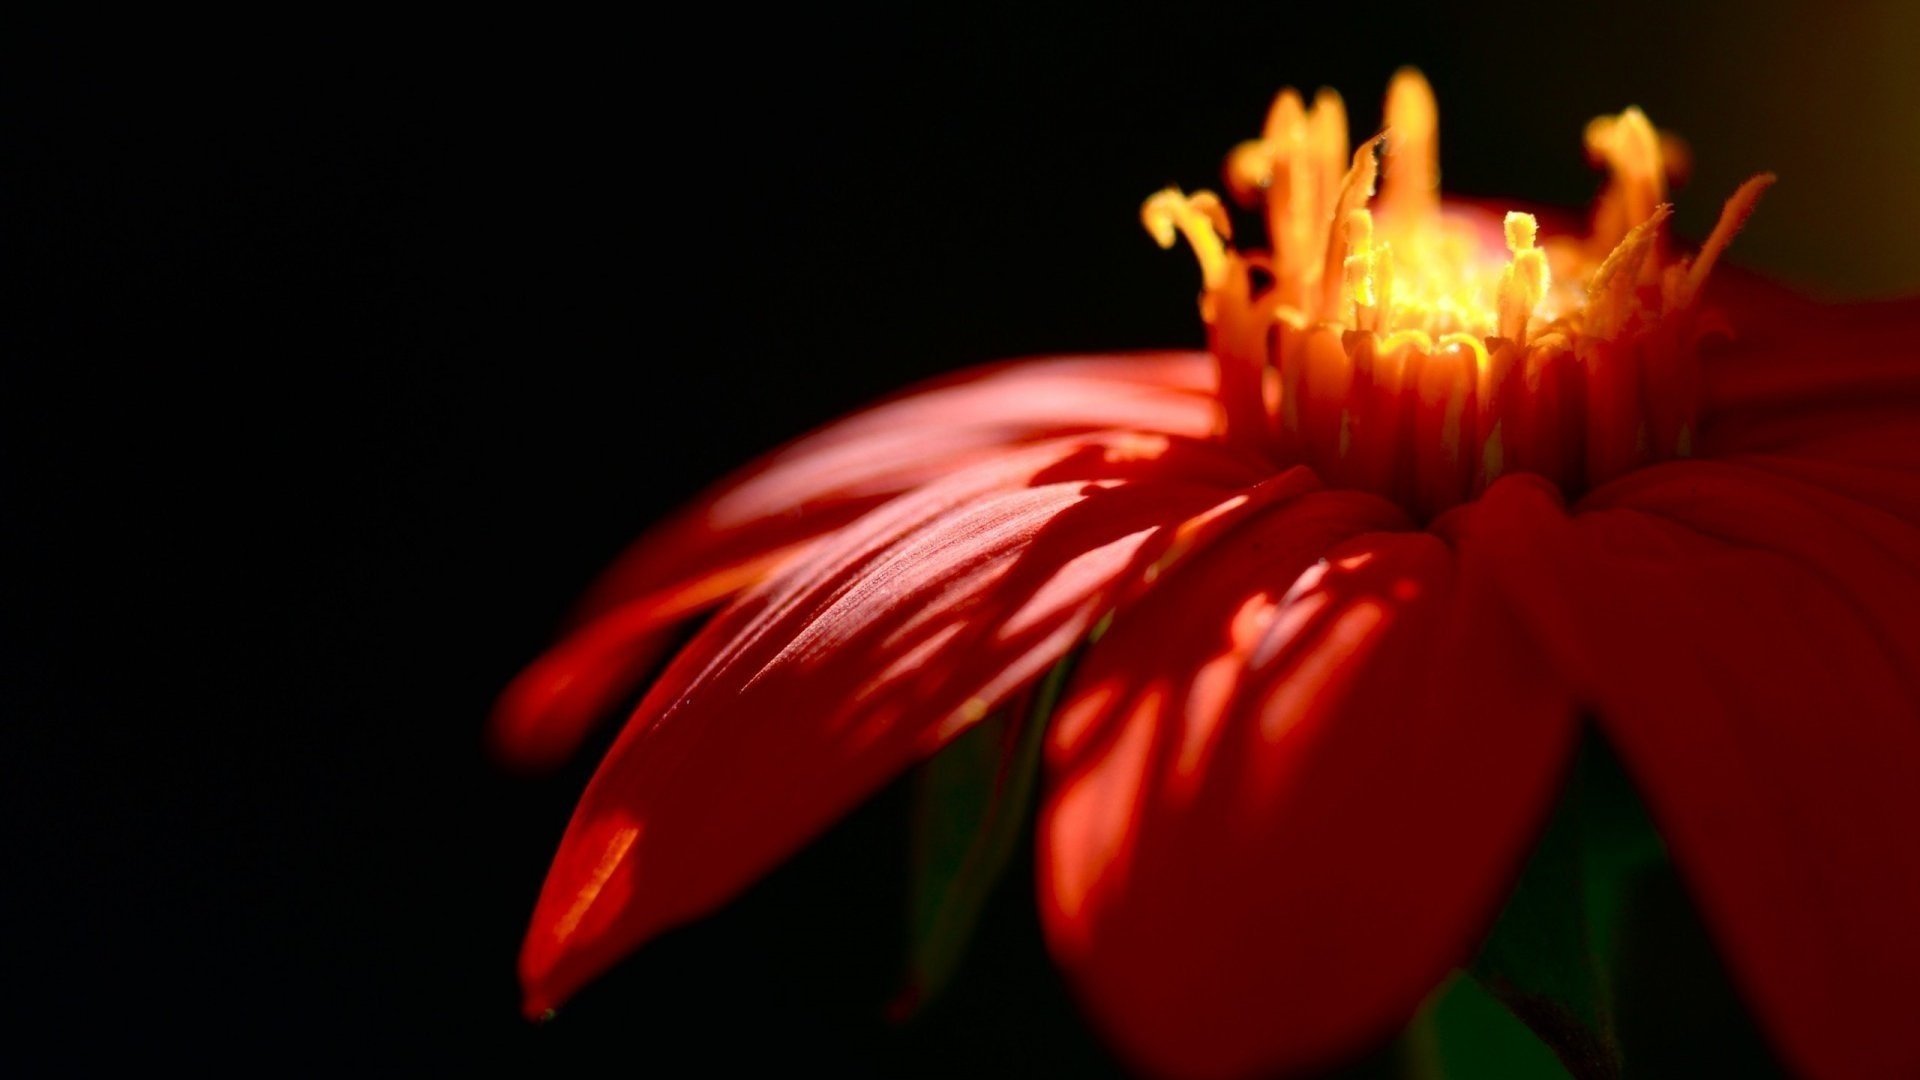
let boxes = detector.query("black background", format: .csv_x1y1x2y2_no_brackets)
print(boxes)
6,4,1914,1074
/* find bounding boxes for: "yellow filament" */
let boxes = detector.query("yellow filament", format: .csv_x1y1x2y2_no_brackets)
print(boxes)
1229,86,1348,221
1587,108,1666,248
1308,88,1350,223
1231,85,1383,323
1438,331,1489,376
1262,88,1307,143
1587,206,1671,337
1680,173,1775,306
1224,140,1275,205
1369,242,1396,334
1320,136,1383,319
1590,206,1669,296
1343,208,1378,327
1378,327,1432,358
1380,68,1439,226
1147,73,1766,406
1259,89,1320,302
1142,188,1232,292
1497,212,1550,344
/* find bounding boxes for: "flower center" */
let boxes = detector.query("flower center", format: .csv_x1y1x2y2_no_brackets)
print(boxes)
1145,69,1772,518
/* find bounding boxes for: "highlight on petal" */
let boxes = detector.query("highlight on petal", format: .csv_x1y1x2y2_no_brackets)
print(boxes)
1040,491,1578,1080
576,352,1221,621
487,561,771,771
490,352,1219,768
1465,472,1920,1079
519,433,1279,1017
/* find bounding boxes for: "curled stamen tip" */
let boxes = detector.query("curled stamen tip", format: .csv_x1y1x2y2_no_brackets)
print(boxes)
1588,107,1661,171
1141,187,1233,290
1188,191,1232,239
1142,188,1233,243
1225,140,1276,204
1141,188,1185,248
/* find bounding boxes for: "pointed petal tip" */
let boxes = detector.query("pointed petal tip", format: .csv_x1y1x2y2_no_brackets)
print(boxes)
517,936,561,1019
517,922,592,1025
521,995,557,1024
486,670,577,774
487,618,683,773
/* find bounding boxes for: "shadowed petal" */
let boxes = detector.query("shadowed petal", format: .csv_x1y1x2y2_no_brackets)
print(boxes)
1041,491,1577,1080
1700,280,1920,460
520,434,1277,1016
1468,472,1920,1080
1707,408,1920,469
492,353,1217,767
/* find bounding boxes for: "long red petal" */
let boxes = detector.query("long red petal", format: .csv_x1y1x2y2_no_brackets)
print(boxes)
1040,494,1577,1080
519,433,1271,1016
1467,471,1920,1079
578,352,1219,620
492,352,1218,767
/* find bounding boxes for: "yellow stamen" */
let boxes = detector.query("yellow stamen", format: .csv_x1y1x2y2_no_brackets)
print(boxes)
1438,331,1489,373
1369,242,1396,334
1259,89,1318,303
1380,68,1439,227
1142,74,1768,516
1504,211,1537,253
1308,88,1350,225
1380,327,1434,357
1587,107,1666,250
1225,140,1276,206
1680,172,1775,306
1262,87,1307,143
1343,208,1380,329
1142,188,1232,292
1497,212,1550,344
1587,205,1671,338
1320,136,1383,319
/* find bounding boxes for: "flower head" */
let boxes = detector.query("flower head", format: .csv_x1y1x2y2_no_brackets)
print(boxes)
1145,69,1771,520
499,70,1920,1079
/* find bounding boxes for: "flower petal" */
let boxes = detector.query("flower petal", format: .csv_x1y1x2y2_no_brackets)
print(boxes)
1468,471,1920,1080
580,352,1220,619
1708,409,1920,470
492,353,1218,767
519,433,1269,1016
1040,494,1577,1080
1700,279,1920,459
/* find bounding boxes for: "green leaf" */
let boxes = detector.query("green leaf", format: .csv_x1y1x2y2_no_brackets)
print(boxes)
1401,975,1572,1080
894,657,1069,1016
1463,733,1666,1080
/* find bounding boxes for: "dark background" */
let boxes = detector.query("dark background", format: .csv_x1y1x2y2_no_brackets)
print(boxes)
7,4,1917,1074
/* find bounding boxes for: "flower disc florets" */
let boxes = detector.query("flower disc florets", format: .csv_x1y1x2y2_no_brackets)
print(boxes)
1145,69,1772,518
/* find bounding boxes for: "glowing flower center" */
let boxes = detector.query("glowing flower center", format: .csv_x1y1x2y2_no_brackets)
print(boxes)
1145,69,1772,518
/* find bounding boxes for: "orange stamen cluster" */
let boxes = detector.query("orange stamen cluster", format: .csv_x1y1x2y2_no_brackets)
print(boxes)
1145,69,1773,518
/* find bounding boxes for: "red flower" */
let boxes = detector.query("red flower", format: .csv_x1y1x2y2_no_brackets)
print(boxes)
496,71,1920,1079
